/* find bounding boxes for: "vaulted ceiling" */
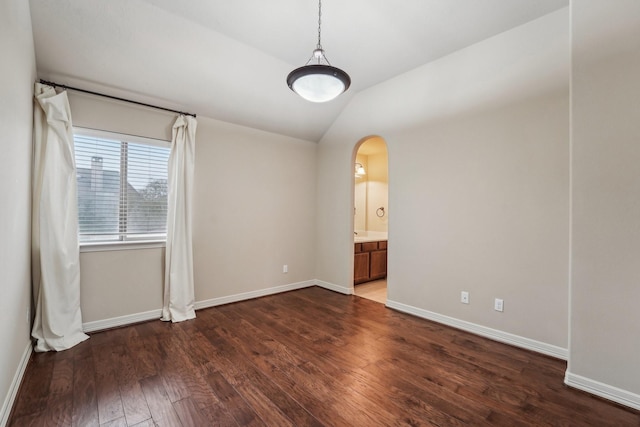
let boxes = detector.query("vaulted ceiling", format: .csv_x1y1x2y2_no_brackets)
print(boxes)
29,0,568,141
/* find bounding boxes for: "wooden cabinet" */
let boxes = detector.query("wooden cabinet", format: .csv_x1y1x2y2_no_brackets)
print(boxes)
369,250,387,280
354,252,370,284
354,240,387,284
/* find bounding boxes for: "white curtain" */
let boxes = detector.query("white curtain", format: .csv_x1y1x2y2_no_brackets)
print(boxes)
31,83,89,352
162,115,197,322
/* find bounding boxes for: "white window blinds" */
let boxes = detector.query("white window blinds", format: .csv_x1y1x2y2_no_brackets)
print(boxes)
73,129,170,243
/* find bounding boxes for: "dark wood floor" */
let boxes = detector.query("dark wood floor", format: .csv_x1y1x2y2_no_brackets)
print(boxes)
9,287,640,426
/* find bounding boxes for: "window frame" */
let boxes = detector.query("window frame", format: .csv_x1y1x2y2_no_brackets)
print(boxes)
73,127,171,252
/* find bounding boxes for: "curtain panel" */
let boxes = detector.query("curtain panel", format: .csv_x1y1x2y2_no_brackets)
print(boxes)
31,83,89,351
162,115,197,322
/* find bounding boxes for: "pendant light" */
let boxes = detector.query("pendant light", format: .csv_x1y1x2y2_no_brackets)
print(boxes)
287,0,351,103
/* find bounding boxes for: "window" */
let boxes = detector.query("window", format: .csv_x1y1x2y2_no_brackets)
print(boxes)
73,128,171,244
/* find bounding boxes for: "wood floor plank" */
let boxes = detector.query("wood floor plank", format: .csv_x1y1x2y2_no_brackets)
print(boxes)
246,297,349,347
215,303,406,426
72,350,99,427
99,417,128,427
190,332,297,427
119,381,151,426
127,326,161,380
109,345,152,426
202,310,356,425
41,357,74,426
164,324,240,426
7,412,43,427
139,375,184,426
158,340,192,404
91,345,125,424
365,358,496,426
250,297,382,371
232,298,372,381
172,397,211,427
8,287,640,427
202,326,324,427
205,371,265,427
9,353,54,420
228,302,444,426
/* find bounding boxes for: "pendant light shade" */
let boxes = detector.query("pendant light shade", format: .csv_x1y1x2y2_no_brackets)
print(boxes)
287,1,350,103
287,63,351,103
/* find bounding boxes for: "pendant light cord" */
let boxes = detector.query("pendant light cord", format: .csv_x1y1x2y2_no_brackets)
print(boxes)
317,0,322,49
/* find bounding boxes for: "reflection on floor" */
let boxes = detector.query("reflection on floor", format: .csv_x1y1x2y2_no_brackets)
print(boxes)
354,279,387,304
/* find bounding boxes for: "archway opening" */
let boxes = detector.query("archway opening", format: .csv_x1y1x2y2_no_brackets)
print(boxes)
352,136,388,303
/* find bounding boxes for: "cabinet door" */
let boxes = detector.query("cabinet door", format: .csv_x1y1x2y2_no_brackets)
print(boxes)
354,252,370,284
369,250,387,280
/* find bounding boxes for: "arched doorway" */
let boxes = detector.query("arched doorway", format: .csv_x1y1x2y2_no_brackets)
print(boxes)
352,136,389,303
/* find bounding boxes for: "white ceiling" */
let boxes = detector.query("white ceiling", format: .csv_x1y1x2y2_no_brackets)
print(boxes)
29,0,568,142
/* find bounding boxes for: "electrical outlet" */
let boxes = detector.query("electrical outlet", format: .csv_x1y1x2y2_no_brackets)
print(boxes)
283,264,288,273
494,298,504,312
460,291,469,304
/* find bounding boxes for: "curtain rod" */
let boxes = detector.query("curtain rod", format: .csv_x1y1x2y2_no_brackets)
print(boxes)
39,79,197,118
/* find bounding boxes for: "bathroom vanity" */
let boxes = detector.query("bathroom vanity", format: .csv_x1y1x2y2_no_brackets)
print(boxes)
354,239,387,284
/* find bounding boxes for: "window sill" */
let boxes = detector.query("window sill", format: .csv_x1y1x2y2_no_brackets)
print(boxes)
79,240,166,253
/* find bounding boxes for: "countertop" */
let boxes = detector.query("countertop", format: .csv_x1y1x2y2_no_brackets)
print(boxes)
354,231,388,243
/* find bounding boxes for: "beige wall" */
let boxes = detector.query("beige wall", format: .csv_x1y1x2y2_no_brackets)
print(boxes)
354,154,367,231
79,248,165,323
569,0,640,401
365,152,389,233
192,117,317,301
317,8,570,349
354,150,389,233
0,0,36,422
389,94,569,346
68,95,317,324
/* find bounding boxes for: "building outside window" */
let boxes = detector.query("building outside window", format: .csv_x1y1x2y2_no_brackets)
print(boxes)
73,128,170,244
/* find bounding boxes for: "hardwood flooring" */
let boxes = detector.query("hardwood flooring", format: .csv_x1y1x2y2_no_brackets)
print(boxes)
8,287,640,426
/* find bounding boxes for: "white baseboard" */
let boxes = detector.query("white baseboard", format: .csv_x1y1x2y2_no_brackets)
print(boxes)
314,280,352,295
1,342,32,427
565,372,640,411
195,280,315,310
83,280,316,333
83,309,162,333
386,299,568,360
